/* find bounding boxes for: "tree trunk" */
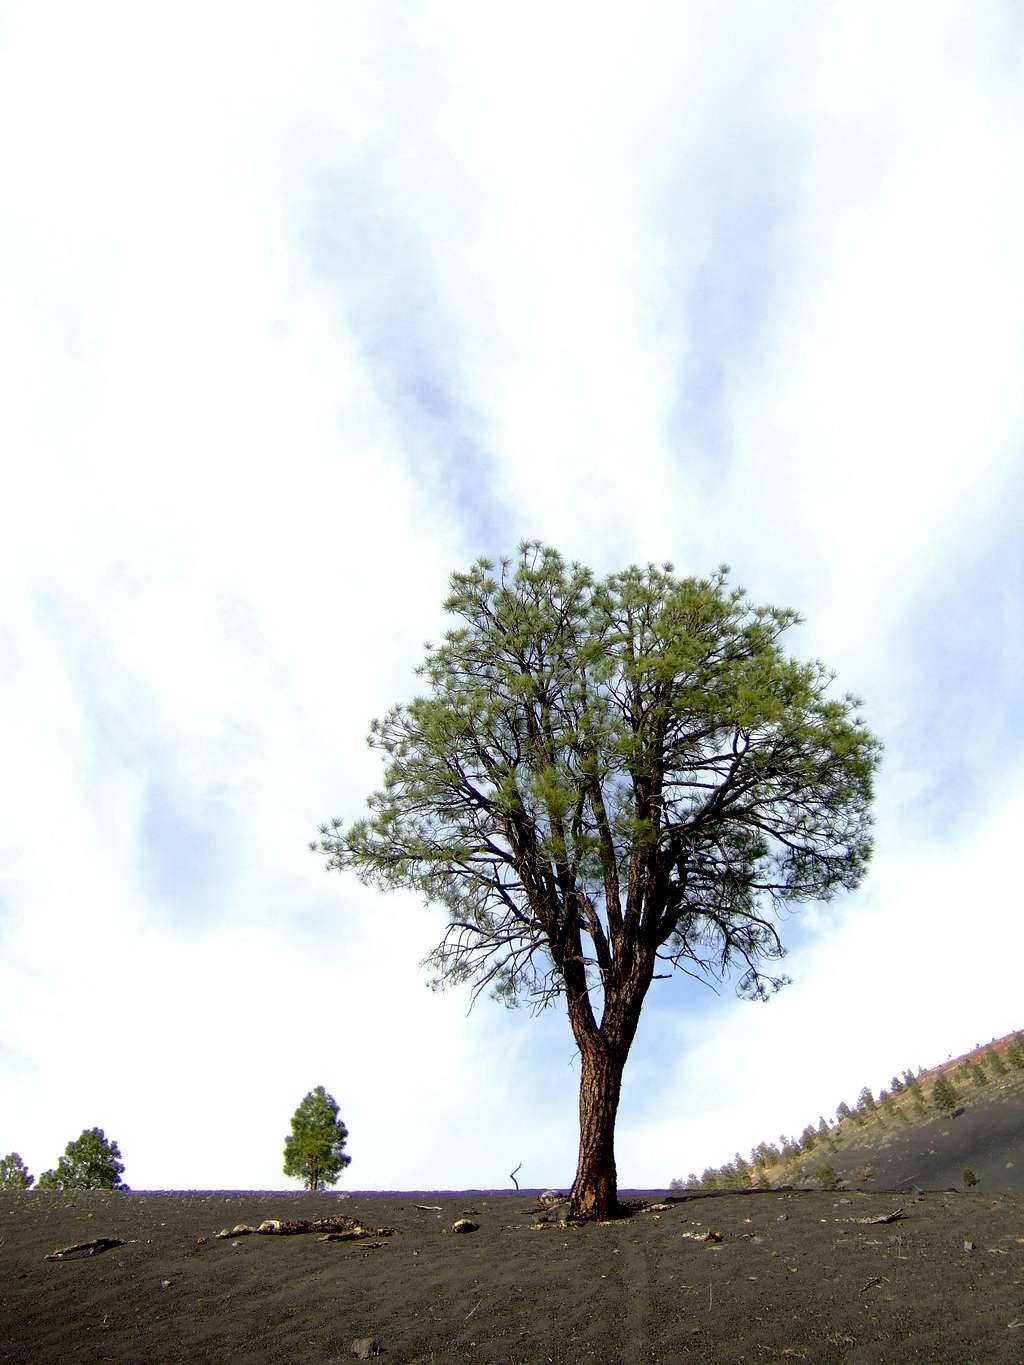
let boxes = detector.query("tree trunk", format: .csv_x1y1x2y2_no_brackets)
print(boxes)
567,1037,626,1220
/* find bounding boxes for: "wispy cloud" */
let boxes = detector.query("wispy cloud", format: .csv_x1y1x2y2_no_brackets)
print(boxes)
2,1,1022,1190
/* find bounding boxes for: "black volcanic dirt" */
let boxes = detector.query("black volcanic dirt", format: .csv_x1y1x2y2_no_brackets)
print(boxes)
4,1188,1024,1363
820,1084,1024,1194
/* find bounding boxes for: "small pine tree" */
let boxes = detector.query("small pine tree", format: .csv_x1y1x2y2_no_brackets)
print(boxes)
1007,1039,1024,1070
836,1100,852,1124
817,1116,830,1139
963,1168,978,1187
814,1164,841,1191
890,1075,904,1094
986,1048,1008,1078
857,1085,876,1113
799,1125,817,1152
0,1153,34,1190
970,1061,989,1086
283,1086,352,1191
931,1073,959,1114
36,1129,126,1191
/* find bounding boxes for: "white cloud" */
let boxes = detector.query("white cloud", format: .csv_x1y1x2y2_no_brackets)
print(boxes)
2,1,1023,1192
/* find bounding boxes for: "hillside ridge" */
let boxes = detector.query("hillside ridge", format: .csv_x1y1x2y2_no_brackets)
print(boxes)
673,1026,1024,1195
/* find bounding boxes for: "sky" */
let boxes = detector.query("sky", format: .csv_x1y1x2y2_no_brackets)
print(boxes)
2,1,1023,1193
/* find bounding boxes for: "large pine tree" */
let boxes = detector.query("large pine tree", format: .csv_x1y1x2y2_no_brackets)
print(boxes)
315,545,879,1219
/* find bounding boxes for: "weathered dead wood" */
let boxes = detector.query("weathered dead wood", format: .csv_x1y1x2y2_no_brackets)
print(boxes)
842,1208,905,1225
45,1237,126,1260
215,1217,394,1240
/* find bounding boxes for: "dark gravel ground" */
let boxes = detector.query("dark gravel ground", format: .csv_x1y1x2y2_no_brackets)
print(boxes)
4,1187,1024,1363
820,1083,1024,1194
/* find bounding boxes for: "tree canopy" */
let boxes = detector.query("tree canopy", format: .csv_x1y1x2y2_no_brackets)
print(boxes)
316,545,879,1013
0,1153,34,1190
36,1128,127,1191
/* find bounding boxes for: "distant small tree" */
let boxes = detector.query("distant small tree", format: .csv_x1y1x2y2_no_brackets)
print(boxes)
836,1100,852,1124
814,1164,841,1191
817,1116,830,1138
1006,1038,1024,1070
932,1073,958,1114
36,1129,126,1191
890,1075,904,1094
799,1124,817,1152
0,1153,34,1190
985,1048,1008,1078
969,1061,989,1086
963,1168,978,1188
283,1086,351,1191
857,1085,875,1114
732,1152,752,1187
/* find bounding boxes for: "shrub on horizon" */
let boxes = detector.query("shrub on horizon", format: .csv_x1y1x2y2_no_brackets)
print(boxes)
36,1128,126,1191
963,1168,978,1187
0,1153,34,1190
283,1086,352,1192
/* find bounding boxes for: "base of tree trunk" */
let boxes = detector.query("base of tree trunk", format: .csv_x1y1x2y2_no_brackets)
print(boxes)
567,1178,621,1222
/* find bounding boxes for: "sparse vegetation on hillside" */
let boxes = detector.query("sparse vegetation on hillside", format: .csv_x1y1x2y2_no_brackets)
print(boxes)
670,1028,1024,1190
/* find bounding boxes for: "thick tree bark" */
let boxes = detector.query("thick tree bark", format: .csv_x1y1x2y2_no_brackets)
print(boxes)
567,1036,626,1220
565,944,655,1221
